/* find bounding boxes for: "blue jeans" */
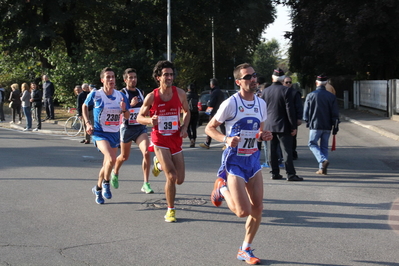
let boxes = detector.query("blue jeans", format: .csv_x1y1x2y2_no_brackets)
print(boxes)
308,129,330,168
22,106,32,129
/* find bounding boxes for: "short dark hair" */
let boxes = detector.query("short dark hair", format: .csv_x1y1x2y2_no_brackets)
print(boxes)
100,67,114,79
187,83,196,92
210,78,218,86
233,63,252,79
123,68,137,80
152,60,174,85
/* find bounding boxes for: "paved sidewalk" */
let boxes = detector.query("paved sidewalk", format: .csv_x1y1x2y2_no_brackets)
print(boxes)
1,108,399,141
340,108,399,142
0,113,68,135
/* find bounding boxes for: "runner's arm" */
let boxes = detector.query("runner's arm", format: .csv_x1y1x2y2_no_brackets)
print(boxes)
137,92,157,126
177,88,190,138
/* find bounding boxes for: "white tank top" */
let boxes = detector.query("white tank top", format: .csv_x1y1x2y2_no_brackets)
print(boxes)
98,89,123,133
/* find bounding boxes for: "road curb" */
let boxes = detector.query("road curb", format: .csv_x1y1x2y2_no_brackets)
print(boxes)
341,114,399,142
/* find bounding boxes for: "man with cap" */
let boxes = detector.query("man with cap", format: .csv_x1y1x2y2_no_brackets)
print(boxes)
303,74,340,175
261,68,303,181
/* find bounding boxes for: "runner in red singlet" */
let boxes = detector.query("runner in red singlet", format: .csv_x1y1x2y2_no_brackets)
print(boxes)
137,60,190,223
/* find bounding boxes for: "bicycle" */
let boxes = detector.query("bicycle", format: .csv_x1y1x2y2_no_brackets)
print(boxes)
64,114,83,136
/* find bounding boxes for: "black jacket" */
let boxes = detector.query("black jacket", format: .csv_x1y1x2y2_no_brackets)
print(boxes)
293,88,303,120
9,89,22,106
186,91,199,113
208,86,224,116
42,81,55,98
261,82,297,133
31,89,43,107
77,91,90,116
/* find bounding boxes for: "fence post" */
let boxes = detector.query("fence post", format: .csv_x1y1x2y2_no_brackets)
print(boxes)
388,80,393,118
391,79,397,115
344,91,349,109
353,81,359,109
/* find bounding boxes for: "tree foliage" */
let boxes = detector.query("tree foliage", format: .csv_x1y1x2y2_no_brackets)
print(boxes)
0,0,275,106
252,39,280,79
276,0,399,81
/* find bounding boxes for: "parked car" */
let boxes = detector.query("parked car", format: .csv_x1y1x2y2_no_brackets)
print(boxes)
197,89,238,125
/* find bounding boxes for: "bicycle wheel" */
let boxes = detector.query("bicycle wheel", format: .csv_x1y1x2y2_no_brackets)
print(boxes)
64,116,83,136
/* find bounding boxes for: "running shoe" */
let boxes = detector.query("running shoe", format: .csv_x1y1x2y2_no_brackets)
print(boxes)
141,182,154,194
92,186,104,204
199,143,210,149
261,162,269,168
152,156,162,177
110,170,119,189
211,178,225,207
102,181,112,199
237,246,261,265
164,209,177,223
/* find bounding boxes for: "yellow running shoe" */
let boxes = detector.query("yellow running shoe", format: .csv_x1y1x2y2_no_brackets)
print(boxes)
152,156,162,177
164,209,177,223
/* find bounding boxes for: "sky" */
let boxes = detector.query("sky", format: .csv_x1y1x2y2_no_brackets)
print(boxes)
262,5,292,55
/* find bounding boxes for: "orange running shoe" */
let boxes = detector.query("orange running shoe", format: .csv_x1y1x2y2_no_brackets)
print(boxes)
211,178,225,207
237,246,261,265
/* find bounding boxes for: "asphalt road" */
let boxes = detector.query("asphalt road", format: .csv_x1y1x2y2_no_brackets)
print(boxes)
0,120,398,266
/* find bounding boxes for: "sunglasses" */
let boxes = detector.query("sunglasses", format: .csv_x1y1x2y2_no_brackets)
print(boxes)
238,73,257,80
285,81,292,84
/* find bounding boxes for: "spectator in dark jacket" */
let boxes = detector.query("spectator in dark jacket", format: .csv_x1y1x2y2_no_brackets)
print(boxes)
77,83,91,144
9,83,22,124
261,68,303,181
42,75,55,120
200,78,226,149
0,84,5,122
30,82,42,131
186,83,199,147
284,76,303,160
303,74,340,175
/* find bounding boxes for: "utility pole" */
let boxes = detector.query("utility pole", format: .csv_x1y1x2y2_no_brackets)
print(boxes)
167,0,171,61
212,17,215,78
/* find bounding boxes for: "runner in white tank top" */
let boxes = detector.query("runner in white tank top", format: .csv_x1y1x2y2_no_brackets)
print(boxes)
205,63,273,265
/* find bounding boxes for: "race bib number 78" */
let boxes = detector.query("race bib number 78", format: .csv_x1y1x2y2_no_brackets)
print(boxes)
237,130,258,156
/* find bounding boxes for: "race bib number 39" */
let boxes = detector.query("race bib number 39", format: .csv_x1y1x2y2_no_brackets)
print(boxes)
237,130,258,156
158,115,178,135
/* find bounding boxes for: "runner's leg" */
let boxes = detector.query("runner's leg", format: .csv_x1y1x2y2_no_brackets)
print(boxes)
136,133,151,183
96,140,118,187
154,147,178,207
114,141,132,175
243,171,263,244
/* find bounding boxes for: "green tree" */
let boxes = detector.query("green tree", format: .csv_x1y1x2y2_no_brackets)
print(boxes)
0,0,276,105
252,39,281,78
277,0,399,80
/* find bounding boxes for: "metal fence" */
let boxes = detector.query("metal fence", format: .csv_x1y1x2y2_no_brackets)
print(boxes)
353,79,399,116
